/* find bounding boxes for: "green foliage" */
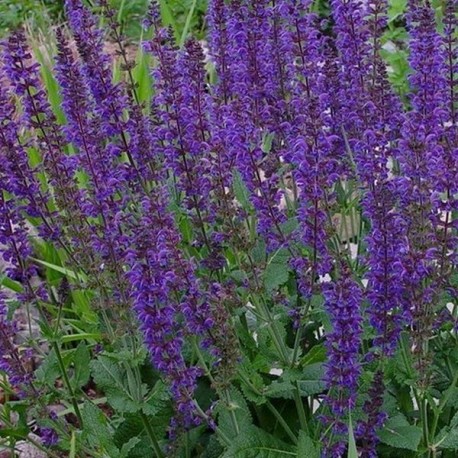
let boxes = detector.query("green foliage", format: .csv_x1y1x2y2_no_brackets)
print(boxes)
232,169,253,212
265,365,326,399
0,0,63,36
222,426,297,458
378,415,423,452
215,387,253,441
263,248,291,292
297,431,320,458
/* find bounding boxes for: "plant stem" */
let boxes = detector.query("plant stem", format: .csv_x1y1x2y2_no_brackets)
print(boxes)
140,412,165,458
293,382,310,435
224,388,240,435
429,369,458,443
266,401,299,444
256,297,290,365
238,371,298,443
52,341,83,426
194,402,232,446
420,396,430,456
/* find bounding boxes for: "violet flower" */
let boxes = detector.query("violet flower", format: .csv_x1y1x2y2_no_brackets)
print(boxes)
322,264,363,452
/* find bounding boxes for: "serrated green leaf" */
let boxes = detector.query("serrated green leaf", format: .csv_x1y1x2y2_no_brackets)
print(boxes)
81,401,119,456
216,387,252,441
289,364,326,395
239,365,267,405
436,427,458,450
297,431,320,457
142,380,169,416
127,438,155,458
114,414,144,450
264,249,290,292
201,435,225,458
119,437,142,458
34,47,66,124
265,364,325,399
222,426,296,458
133,46,152,106
91,356,141,413
265,380,296,400
435,412,458,450
158,0,179,38
378,415,422,451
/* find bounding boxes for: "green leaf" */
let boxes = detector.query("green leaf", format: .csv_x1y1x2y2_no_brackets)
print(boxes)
222,426,296,457
252,239,267,264
91,356,141,413
70,431,77,458
297,431,320,457
61,332,101,344
233,169,252,211
435,412,458,450
71,289,98,324
293,364,326,397
262,132,275,153
201,435,225,458
436,427,458,450
72,343,91,389
179,0,198,46
264,249,290,292
142,380,169,416
265,364,325,399
114,414,144,450
178,214,193,243
35,348,60,387
119,437,142,458
280,217,298,236
81,401,119,456
158,0,179,38
347,414,358,458
33,46,66,124
0,274,23,293
388,0,407,21
239,362,267,405
133,46,152,106
378,415,422,451
0,425,29,440
300,345,327,367
30,257,86,281
215,387,252,441
265,380,296,400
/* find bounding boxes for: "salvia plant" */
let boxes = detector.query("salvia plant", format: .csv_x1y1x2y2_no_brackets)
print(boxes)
0,0,457,456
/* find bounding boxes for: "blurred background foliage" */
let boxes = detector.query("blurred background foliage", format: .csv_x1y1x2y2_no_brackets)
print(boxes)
0,0,208,41
0,0,449,98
